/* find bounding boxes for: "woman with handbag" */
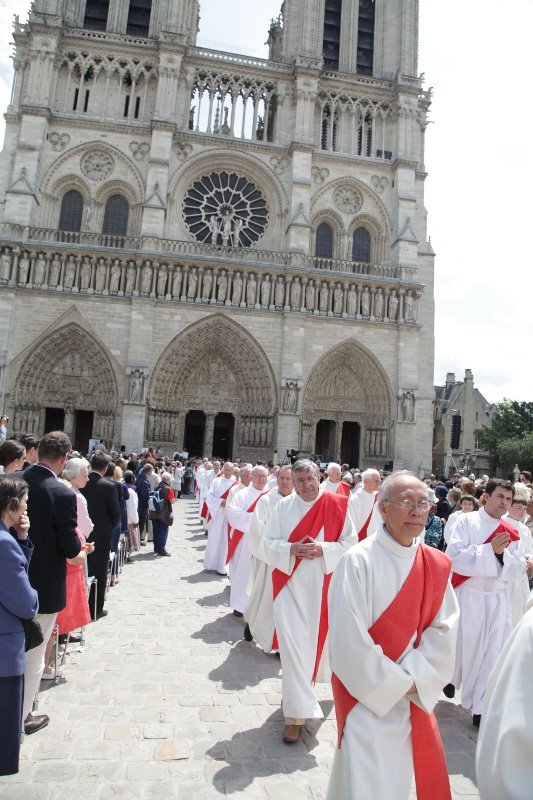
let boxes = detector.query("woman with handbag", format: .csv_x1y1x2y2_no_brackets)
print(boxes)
150,472,175,557
0,475,39,775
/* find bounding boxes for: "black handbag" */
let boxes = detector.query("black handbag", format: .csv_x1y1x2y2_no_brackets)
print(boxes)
20,617,44,652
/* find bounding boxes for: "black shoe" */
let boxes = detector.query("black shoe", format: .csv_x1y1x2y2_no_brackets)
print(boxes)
243,623,253,642
472,714,481,728
96,609,108,620
155,549,171,557
443,683,455,699
233,610,244,618
24,713,50,735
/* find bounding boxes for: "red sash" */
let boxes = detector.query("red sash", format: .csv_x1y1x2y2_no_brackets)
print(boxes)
332,544,452,800
358,493,378,541
336,482,351,497
451,517,520,588
226,490,271,565
200,500,208,519
272,492,348,682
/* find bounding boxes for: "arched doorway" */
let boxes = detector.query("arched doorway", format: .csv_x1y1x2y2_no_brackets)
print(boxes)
184,410,205,457
147,314,278,460
11,322,119,450
301,339,393,468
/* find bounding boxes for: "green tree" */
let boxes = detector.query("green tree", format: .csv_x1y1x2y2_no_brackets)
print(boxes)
495,431,533,473
479,400,533,459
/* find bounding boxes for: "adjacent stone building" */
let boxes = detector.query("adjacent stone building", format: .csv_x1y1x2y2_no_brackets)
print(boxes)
0,0,435,467
433,370,495,477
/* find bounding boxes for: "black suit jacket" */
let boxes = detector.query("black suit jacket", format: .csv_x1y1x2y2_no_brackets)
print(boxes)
18,464,81,614
80,472,120,552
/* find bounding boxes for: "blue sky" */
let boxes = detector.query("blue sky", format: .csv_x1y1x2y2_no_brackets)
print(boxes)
0,0,531,402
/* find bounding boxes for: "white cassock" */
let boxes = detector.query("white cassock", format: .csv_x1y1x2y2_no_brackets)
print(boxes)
264,493,356,721
326,527,459,800
476,591,533,800
321,479,342,494
504,515,533,629
226,485,269,614
447,507,526,715
347,487,382,537
443,508,464,545
245,487,287,651
203,475,237,574
199,468,216,527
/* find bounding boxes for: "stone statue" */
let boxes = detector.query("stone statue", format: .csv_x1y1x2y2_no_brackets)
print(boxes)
95,258,107,292
80,257,92,290
202,270,213,301
374,289,384,319
404,291,415,322
260,274,270,306
85,200,94,231
110,260,121,293
283,381,298,413
319,282,328,312
306,280,315,311
231,272,243,304
233,216,244,247
141,262,153,294
333,283,343,314
346,286,357,316
388,291,398,321
217,271,227,303
187,267,198,299
18,252,30,284
129,370,144,403
125,261,136,294
221,211,233,246
33,253,46,286
274,276,284,307
290,277,301,309
1,249,11,282
156,264,167,296
172,265,183,298
49,255,61,287
64,400,74,435
361,286,370,316
208,215,220,245
246,273,256,305
513,464,521,482
64,256,76,289
401,391,415,422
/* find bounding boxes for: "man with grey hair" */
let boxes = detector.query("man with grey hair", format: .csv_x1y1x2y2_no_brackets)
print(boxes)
203,461,238,575
327,470,459,800
321,463,351,497
348,467,382,539
226,465,271,616
264,459,355,743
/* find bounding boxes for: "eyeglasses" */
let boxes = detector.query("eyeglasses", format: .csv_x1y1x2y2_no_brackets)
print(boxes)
383,499,430,512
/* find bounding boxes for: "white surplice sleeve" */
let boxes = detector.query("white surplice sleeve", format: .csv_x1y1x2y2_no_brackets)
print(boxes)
447,516,500,577
248,493,272,563
263,499,295,576
321,510,357,574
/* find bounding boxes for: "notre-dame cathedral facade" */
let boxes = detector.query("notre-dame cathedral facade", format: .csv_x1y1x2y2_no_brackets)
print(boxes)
0,0,435,470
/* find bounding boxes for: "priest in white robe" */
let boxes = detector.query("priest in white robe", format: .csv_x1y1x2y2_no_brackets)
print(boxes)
264,459,356,743
347,468,382,539
476,591,533,800
326,471,459,800
321,463,343,494
226,465,270,616
447,479,527,724
244,464,293,649
504,496,533,628
203,461,237,575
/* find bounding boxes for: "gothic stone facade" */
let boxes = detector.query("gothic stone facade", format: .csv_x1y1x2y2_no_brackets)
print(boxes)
0,0,435,469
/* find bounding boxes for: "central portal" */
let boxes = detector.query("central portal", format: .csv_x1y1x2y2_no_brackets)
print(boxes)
212,413,234,461
184,410,205,457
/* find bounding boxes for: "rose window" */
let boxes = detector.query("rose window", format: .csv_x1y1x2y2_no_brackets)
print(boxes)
183,171,268,247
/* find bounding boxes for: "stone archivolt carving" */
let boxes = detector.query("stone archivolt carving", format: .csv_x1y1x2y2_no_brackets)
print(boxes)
81,150,114,181
333,185,363,215
129,141,150,161
48,132,71,152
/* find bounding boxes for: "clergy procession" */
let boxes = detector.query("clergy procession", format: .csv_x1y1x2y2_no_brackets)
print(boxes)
192,455,533,799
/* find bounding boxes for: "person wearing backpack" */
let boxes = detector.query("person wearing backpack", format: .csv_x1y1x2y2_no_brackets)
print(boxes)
149,472,175,557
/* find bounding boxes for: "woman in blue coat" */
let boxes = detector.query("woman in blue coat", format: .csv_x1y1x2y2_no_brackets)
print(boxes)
0,475,39,775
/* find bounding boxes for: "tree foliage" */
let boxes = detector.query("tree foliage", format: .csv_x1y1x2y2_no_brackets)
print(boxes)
479,400,533,469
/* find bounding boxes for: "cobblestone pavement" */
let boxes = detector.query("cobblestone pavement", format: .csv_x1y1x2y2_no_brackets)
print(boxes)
0,497,480,799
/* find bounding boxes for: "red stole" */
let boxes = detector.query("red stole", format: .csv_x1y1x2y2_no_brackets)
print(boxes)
226,489,271,565
451,516,520,589
336,482,351,497
272,492,348,682
331,544,452,800
357,493,378,541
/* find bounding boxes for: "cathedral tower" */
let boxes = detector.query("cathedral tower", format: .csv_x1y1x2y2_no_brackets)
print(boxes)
0,0,435,472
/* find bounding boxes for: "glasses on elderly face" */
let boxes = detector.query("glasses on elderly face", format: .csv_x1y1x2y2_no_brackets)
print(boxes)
383,499,430,512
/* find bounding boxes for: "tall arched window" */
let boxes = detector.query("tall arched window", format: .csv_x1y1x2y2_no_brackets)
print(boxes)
315,222,334,259
352,227,371,263
103,195,129,237
58,190,84,232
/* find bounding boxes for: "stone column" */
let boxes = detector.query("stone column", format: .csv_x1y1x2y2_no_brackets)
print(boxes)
204,413,216,457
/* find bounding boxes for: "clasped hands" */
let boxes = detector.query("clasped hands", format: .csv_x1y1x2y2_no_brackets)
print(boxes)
290,535,323,559
491,532,510,555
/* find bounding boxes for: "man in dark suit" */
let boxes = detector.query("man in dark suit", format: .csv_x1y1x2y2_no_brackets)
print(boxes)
81,452,120,621
19,431,82,733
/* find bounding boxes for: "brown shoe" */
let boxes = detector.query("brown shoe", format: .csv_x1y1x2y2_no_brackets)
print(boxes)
24,713,50,735
282,723,302,743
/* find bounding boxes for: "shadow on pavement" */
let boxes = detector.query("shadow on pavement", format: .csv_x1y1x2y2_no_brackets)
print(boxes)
208,639,281,689
192,613,245,645
181,570,223,583
197,585,230,608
